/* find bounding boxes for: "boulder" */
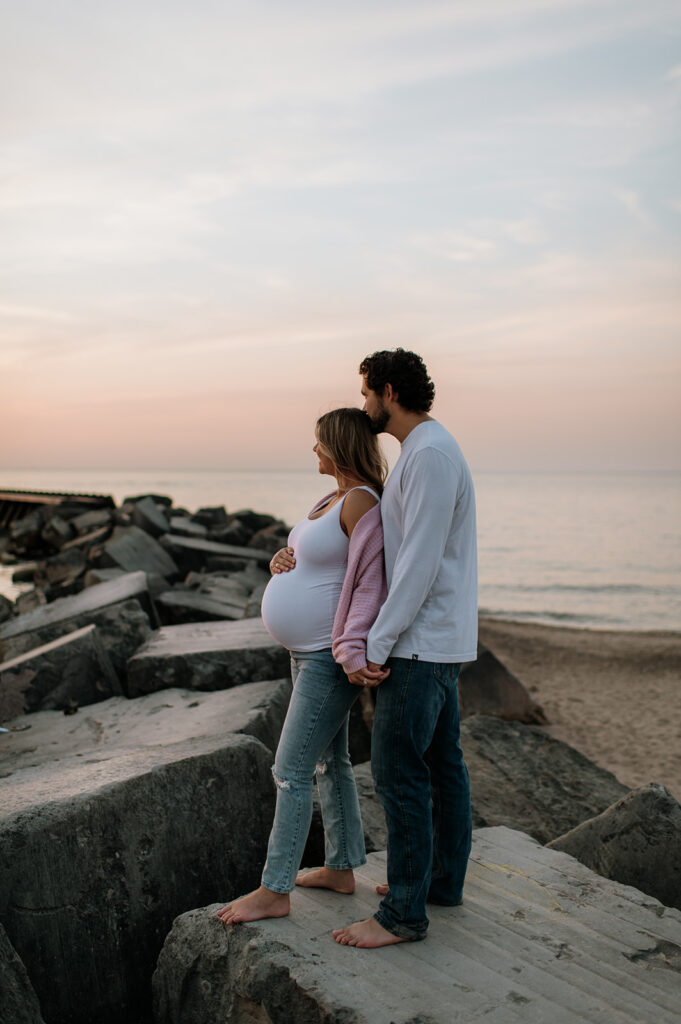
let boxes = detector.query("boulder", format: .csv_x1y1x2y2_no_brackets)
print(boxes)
248,523,290,555
244,580,268,618
1,596,152,684
15,589,47,615
0,924,46,1024
548,783,681,911
69,508,113,536
0,624,121,715
168,515,207,539
0,594,14,624
32,548,87,590
98,525,179,579
0,680,291,1024
159,533,272,573
156,574,251,625
126,618,289,696
40,515,73,550
130,497,170,538
192,506,228,529
122,493,172,507
152,828,681,1024
9,511,43,553
459,643,547,724
210,520,252,546
230,510,279,533
461,715,629,843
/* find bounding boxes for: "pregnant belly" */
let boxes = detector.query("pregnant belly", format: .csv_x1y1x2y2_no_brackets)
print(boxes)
261,570,341,651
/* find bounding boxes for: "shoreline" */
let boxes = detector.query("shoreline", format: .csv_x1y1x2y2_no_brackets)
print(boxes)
479,615,681,802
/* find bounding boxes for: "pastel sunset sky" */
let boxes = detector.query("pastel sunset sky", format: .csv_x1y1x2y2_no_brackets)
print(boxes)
1,0,680,472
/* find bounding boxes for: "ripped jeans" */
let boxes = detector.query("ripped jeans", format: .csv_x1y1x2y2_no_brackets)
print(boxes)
261,649,367,894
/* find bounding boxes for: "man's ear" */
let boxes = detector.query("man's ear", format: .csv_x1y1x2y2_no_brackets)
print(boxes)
384,383,396,403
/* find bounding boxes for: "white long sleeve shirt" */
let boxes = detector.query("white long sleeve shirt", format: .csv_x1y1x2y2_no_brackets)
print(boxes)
366,420,478,665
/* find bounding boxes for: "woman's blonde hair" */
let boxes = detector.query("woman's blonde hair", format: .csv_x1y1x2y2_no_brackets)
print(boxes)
316,407,387,496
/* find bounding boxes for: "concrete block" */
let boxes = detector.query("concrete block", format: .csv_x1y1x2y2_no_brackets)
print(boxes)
99,525,178,578
131,497,170,538
168,516,208,539
126,618,290,696
70,508,113,536
40,515,73,550
548,782,681,911
462,715,628,843
0,923,45,1024
152,827,681,1024
0,624,121,715
0,680,291,1024
159,534,272,573
460,643,547,724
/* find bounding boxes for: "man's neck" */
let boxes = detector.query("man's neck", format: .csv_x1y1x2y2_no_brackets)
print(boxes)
387,412,432,444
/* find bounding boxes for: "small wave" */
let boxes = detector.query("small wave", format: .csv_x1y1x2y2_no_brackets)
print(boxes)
484,583,679,595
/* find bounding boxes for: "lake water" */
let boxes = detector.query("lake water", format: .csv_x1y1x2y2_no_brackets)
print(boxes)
1,468,679,632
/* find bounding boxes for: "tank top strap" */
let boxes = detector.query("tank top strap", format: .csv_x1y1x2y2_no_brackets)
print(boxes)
340,484,380,505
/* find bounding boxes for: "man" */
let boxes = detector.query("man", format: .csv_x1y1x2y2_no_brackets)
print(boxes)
333,348,478,948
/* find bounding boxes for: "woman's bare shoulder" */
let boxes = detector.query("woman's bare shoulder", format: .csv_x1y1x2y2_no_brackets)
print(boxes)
341,488,379,537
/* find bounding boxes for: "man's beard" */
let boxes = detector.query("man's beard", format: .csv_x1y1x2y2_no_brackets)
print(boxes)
367,407,390,434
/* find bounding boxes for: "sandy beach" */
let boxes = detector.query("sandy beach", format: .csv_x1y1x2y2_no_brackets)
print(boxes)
479,616,681,803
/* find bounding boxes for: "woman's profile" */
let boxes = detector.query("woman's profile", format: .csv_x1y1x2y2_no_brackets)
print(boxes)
217,407,388,924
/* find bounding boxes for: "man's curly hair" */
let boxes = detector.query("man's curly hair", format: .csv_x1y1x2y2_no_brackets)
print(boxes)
359,348,435,413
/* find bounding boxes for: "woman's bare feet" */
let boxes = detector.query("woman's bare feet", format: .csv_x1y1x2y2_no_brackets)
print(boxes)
295,867,355,894
216,885,290,925
332,916,407,948
375,882,389,896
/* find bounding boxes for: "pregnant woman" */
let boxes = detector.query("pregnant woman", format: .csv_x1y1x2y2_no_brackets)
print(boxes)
217,407,389,925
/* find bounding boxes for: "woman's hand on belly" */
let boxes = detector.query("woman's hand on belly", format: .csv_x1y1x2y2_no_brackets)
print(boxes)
270,546,296,575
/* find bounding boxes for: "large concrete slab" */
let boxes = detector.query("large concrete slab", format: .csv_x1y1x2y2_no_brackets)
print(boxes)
0,571,155,642
159,533,273,569
126,617,290,696
0,679,291,1024
153,826,681,1024
99,525,179,578
0,623,121,716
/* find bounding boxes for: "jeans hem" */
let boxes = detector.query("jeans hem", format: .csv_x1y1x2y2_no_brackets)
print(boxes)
373,911,427,942
261,877,294,895
324,857,367,871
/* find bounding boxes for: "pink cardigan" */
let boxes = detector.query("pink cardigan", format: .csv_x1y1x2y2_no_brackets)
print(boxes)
331,501,387,673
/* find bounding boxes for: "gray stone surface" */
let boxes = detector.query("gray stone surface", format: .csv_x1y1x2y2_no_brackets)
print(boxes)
548,782,681,911
0,597,152,684
152,827,681,1024
0,680,291,1024
99,524,179,578
32,548,87,590
70,508,113,535
459,643,547,724
159,533,272,571
0,923,46,1024
168,515,208,538
40,514,73,550
0,593,14,624
0,571,153,642
462,714,629,844
0,624,121,716
156,574,252,624
131,496,170,538
126,618,290,696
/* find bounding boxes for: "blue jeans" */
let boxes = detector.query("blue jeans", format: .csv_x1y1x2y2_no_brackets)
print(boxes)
371,657,472,940
261,649,367,894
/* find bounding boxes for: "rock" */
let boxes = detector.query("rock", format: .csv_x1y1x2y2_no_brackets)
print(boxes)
123,492,173,507
210,520,252,546
32,548,87,590
0,923,46,1024
14,589,47,615
0,571,155,644
248,523,290,554
82,567,126,588
230,510,279,533
126,618,290,696
192,506,228,529
244,580,268,618
462,715,629,844
0,624,122,715
152,827,681,1024
60,524,112,552
459,643,547,724
204,555,251,573
40,514,73,550
1,589,153,684
131,496,170,538
548,783,681,911
11,563,39,583
354,761,387,852
70,508,113,535
0,594,14,624
9,511,43,553
98,525,179,578
0,680,290,1024
156,573,253,624
159,534,272,573
169,516,208,539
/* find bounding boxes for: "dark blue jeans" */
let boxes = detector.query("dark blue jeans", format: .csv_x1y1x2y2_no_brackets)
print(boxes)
371,657,472,940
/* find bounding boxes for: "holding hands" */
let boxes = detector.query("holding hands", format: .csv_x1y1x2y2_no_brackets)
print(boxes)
345,661,390,688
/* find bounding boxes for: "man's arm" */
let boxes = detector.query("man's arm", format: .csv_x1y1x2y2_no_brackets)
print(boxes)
366,447,458,665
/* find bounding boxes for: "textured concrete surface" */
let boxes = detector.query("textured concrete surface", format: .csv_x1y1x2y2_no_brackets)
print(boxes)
126,617,290,696
153,826,681,1024
548,782,681,911
0,923,46,1024
0,679,291,1024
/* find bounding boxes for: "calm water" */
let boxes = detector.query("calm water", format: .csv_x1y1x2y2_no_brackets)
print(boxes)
1,469,679,632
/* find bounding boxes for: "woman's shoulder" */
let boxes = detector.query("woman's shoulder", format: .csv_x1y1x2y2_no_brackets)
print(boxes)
340,487,380,537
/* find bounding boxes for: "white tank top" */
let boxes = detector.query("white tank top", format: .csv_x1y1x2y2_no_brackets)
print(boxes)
261,486,378,652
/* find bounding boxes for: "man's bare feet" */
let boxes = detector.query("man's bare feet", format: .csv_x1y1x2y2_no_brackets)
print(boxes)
216,885,290,925
295,867,355,894
332,916,408,948
375,882,389,896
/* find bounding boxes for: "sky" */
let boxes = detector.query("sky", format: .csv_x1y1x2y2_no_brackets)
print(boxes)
1,0,680,473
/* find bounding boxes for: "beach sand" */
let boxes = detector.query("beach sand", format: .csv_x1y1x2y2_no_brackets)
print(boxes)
479,617,681,803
